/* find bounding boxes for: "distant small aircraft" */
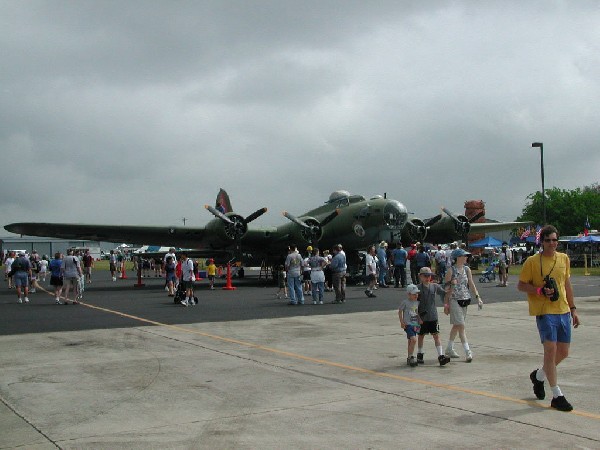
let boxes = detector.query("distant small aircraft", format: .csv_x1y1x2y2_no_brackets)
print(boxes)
4,189,527,270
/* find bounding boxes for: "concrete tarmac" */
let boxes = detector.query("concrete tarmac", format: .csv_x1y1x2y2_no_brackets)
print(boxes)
1,271,599,449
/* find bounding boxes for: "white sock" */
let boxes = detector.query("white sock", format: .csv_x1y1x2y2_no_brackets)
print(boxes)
417,347,423,354
436,345,444,356
551,385,563,398
462,342,470,352
536,368,546,382
446,341,454,351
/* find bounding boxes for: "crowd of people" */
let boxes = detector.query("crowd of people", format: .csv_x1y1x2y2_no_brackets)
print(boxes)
3,248,89,305
1,247,220,307
281,226,580,412
3,225,581,411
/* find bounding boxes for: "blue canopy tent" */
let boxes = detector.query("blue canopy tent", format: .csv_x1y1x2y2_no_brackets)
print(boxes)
469,236,504,248
569,235,600,268
568,235,600,243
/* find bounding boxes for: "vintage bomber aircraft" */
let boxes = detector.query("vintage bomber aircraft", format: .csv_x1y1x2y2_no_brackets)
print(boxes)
4,189,526,267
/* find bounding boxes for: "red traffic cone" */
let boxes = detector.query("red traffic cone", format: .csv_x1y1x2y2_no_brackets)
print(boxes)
222,263,236,290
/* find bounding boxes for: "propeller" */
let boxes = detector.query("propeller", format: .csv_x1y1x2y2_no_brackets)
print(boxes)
205,205,268,240
282,209,339,244
423,214,442,228
403,213,443,243
205,205,233,224
404,219,427,243
468,211,485,223
442,207,471,239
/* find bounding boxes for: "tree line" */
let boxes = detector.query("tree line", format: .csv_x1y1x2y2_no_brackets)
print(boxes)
517,183,599,236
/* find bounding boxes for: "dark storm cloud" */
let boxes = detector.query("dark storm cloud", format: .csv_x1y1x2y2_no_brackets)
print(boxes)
1,0,598,228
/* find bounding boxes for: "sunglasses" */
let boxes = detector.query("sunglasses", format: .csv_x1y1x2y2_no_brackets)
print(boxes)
419,273,434,277
544,238,559,242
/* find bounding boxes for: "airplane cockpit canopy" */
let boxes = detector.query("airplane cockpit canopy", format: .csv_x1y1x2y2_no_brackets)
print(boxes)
327,190,366,207
328,190,351,203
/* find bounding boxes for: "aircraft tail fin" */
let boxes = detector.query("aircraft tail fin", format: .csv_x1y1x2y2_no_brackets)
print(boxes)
216,188,233,213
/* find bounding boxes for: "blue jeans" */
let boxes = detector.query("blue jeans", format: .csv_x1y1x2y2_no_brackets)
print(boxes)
378,265,388,285
311,281,324,301
287,275,304,304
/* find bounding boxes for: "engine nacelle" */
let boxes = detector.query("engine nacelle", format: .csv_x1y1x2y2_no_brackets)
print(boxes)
284,216,323,244
454,215,471,235
204,214,248,244
401,218,427,244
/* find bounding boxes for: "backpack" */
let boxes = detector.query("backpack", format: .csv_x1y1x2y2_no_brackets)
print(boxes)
9,258,25,276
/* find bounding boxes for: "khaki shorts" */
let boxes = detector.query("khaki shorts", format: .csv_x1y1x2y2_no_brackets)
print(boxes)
449,299,468,325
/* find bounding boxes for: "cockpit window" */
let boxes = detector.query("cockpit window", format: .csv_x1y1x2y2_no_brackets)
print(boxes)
336,197,350,208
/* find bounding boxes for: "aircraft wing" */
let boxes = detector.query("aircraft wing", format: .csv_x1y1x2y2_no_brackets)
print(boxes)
424,216,532,244
4,223,210,248
469,221,531,234
4,222,279,254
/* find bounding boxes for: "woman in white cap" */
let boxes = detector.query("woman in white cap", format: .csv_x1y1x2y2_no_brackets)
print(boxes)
443,248,483,362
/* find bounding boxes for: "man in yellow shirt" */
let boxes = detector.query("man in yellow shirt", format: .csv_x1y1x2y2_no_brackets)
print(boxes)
517,225,580,412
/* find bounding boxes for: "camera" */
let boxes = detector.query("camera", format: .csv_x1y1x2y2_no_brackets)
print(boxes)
543,275,559,301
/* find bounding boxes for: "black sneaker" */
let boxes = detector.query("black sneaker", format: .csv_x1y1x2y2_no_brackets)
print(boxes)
416,353,424,364
407,356,418,367
438,355,451,366
530,369,545,400
551,395,573,412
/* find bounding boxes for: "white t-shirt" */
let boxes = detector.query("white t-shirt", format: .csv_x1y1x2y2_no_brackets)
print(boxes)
164,252,176,265
366,254,377,276
4,257,14,273
181,258,195,281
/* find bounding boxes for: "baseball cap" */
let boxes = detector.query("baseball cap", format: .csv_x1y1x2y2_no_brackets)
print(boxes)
451,248,471,260
406,284,420,295
419,267,433,275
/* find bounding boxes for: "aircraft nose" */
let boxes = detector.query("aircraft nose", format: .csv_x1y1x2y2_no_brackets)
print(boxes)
384,200,408,230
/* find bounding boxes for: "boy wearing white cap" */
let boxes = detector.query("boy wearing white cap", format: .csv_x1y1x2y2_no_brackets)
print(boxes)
398,284,422,367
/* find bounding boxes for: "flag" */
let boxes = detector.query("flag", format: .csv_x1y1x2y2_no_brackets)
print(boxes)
520,226,531,240
584,216,590,236
535,225,542,245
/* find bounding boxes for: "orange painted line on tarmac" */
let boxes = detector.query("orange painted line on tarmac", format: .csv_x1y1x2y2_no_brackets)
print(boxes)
81,301,600,421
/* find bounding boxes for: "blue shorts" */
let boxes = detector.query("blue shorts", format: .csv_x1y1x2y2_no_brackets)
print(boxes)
166,273,177,283
13,272,29,287
536,313,571,344
404,324,420,339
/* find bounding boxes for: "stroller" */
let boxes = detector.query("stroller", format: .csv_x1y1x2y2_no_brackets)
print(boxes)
173,279,198,305
479,262,497,283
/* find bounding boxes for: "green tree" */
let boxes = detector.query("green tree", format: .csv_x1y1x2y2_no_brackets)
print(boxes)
517,184,600,235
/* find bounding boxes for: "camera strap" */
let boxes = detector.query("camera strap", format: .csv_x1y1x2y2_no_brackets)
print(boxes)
539,253,557,278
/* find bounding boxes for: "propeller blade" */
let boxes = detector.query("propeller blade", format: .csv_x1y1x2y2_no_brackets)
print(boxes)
205,205,233,224
405,219,427,242
442,207,470,236
442,207,457,220
468,211,485,223
282,211,310,229
424,214,442,228
245,207,268,224
319,209,339,228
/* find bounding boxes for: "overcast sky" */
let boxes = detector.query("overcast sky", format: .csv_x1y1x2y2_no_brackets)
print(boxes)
2,0,598,232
